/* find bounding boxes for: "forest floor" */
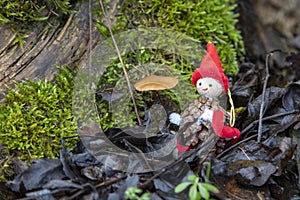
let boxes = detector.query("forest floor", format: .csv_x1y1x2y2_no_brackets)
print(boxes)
1,0,300,199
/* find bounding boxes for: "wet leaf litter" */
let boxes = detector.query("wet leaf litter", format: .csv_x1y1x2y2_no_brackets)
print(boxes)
2,47,299,200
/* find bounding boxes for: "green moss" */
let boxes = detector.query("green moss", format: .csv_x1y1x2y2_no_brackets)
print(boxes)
0,67,79,161
115,0,244,74
0,0,72,46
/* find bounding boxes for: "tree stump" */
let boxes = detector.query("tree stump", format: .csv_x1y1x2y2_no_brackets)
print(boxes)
0,1,102,95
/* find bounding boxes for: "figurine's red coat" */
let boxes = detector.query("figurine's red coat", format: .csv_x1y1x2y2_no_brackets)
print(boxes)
212,109,240,140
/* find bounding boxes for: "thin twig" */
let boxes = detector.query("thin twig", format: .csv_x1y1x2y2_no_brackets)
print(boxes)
244,110,297,136
257,53,272,142
98,0,142,125
95,176,127,188
238,147,250,160
138,150,195,189
88,0,92,88
63,176,127,200
216,110,297,159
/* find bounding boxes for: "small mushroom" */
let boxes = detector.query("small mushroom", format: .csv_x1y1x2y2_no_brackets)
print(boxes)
134,75,178,91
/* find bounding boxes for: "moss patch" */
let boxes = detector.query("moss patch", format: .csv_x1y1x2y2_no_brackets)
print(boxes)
0,67,79,161
116,0,244,74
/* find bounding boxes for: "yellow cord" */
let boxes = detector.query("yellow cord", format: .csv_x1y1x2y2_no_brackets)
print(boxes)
227,88,236,127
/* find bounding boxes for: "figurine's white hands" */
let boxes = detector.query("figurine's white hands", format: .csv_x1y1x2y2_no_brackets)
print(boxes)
169,113,182,126
198,109,214,125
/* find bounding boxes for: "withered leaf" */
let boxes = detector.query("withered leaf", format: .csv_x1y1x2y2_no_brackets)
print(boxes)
228,160,277,186
154,161,193,199
7,159,65,193
282,81,300,111
247,87,285,118
43,179,83,190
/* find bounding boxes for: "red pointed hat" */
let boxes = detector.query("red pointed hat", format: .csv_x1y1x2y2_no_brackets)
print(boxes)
191,42,229,92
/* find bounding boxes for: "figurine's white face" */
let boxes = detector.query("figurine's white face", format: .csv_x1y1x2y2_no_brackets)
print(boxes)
196,77,224,98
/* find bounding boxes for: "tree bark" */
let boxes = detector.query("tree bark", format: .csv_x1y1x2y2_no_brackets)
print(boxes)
0,1,102,94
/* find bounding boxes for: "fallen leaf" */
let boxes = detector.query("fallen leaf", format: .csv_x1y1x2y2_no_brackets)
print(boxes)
228,160,277,186
247,87,285,118
154,161,193,200
282,81,300,111
7,159,66,193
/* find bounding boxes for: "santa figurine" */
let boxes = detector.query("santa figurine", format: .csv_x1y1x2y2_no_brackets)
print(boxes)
170,42,240,154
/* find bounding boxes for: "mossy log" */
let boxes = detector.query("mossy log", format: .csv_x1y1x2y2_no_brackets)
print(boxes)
0,2,102,94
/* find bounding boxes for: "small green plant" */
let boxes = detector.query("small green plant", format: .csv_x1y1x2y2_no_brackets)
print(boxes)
125,187,150,200
0,66,79,161
175,174,219,200
175,163,219,200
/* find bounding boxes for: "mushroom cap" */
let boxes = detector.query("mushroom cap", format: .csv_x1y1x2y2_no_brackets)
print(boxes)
134,75,178,91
